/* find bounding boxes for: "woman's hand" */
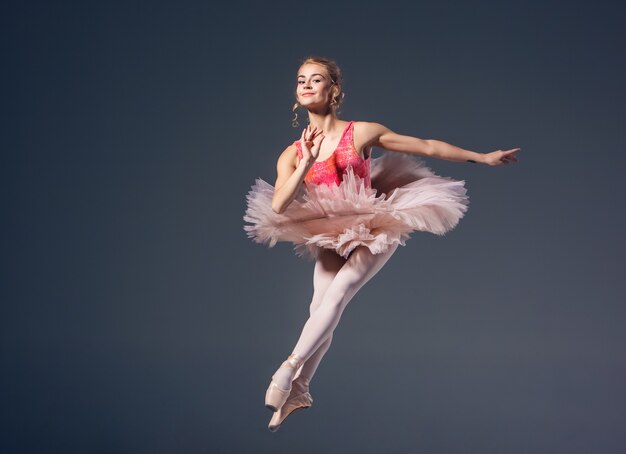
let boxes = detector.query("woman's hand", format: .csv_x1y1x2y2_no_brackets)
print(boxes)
299,125,325,165
483,148,521,166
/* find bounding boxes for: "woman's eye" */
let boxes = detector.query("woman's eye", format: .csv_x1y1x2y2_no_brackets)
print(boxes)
297,79,322,84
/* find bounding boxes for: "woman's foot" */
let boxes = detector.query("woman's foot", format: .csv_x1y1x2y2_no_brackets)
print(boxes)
265,353,304,412
268,375,313,432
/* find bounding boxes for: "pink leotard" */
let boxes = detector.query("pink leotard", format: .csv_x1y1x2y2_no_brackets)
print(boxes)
295,121,371,188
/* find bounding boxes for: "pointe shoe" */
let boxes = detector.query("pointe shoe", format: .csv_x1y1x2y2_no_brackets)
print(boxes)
268,376,313,432
265,353,304,412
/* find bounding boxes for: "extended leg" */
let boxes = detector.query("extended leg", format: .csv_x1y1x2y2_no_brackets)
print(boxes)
293,248,346,382
265,247,343,415
267,249,345,430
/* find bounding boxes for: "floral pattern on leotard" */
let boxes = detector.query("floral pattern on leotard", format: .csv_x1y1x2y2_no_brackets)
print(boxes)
295,121,371,189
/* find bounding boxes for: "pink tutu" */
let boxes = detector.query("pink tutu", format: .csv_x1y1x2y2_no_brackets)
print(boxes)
243,151,469,260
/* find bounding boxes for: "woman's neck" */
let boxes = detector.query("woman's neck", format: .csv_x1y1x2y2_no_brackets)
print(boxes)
306,111,344,136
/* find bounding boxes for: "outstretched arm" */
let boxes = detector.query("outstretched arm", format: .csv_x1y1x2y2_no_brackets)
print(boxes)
359,122,521,166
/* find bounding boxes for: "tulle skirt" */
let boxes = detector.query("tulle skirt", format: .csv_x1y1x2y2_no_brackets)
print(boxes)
243,151,469,261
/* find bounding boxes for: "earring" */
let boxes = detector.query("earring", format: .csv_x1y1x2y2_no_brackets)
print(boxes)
292,102,299,128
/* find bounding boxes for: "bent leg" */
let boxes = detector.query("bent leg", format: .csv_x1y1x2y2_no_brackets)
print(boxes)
272,244,399,390
292,243,399,360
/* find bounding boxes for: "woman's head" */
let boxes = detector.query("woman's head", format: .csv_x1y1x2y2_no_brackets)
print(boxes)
294,56,344,117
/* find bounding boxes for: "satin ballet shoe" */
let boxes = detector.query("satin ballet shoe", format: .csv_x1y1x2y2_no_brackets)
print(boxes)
268,376,313,432
265,353,304,412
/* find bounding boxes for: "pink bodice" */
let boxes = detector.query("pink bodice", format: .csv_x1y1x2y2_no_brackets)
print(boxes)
295,121,371,188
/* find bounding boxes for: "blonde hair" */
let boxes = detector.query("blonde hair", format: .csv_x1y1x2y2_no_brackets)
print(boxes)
292,56,345,127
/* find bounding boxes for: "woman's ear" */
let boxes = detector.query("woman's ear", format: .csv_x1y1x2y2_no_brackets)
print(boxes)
331,85,341,102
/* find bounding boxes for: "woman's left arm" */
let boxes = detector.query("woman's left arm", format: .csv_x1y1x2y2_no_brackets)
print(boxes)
361,122,521,166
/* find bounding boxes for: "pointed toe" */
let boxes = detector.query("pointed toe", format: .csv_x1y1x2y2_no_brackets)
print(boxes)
267,390,313,432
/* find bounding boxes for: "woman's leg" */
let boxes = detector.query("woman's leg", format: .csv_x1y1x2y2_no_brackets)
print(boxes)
293,248,346,383
271,243,399,390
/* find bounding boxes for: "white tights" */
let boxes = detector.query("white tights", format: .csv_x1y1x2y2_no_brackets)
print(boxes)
272,243,399,390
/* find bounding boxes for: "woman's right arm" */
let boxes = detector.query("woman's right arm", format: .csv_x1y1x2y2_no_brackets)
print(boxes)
271,145,313,214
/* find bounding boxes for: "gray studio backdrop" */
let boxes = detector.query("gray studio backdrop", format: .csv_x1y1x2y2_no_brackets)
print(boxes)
3,1,625,453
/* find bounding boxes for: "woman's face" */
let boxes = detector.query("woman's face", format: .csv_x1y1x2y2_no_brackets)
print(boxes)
296,63,335,109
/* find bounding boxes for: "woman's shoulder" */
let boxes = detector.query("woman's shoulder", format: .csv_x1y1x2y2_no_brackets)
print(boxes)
277,142,299,168
352,121,388,150
352,120,387,137
352,120,386,131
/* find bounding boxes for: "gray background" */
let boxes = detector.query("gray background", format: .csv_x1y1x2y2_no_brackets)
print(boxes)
3,0,625,453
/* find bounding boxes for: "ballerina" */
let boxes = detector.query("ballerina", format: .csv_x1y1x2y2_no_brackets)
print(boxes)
243,56,520,432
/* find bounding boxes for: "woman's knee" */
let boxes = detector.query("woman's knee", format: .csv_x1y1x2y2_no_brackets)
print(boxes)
309,287,337,315
317,283,358,313
309,298,322,316
312,246,397,314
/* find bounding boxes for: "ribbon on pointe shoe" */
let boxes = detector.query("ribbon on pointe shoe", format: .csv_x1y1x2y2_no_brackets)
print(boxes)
281,353,304,371
265,354,305,411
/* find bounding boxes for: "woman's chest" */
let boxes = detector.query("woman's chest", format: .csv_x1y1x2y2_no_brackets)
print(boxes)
304,147,370,186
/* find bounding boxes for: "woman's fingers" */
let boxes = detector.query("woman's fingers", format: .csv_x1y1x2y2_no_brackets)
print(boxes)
303,127,324,143
302,125,325,156
304,125,321,141
492,148,521,166
313,134,325,148
504,148,520,159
